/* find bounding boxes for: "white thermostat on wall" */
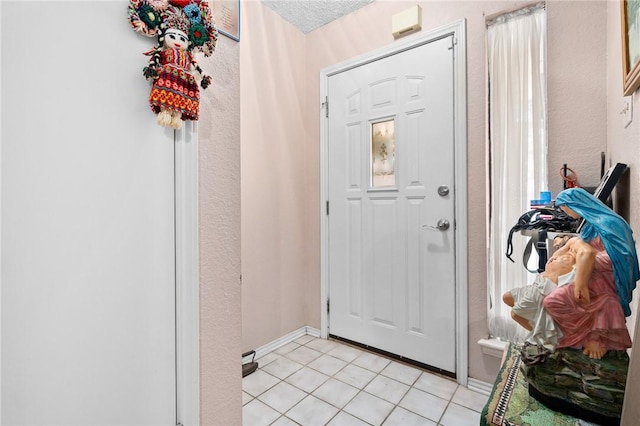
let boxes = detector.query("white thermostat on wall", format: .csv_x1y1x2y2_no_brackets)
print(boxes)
392,5,422,39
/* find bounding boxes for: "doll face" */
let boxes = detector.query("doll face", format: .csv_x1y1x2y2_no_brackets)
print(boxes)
164,28,188,50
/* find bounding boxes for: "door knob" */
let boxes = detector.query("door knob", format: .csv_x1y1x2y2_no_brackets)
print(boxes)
437,186,450,196
422,219,450,231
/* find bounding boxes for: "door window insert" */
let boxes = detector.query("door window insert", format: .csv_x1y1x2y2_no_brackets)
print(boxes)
370,118,396,189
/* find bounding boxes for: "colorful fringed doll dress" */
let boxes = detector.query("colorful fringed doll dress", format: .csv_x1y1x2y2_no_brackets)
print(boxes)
129,0,217,128
149,47,200,121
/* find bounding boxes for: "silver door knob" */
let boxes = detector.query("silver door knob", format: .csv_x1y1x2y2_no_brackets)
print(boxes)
422,219,450,231
437,186,450,196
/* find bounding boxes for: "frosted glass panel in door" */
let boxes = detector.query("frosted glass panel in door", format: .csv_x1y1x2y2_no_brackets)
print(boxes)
371,119,396,188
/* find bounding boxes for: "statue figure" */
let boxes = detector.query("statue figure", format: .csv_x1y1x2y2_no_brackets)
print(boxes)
543,188,639,359
504,188,639,359
502,243,576,352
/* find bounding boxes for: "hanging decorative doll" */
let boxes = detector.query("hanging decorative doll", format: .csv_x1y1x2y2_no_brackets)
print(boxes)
128,0,217,129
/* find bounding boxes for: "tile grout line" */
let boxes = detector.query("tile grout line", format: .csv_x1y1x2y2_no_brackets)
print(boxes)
276,339,435,425
245,336,483,426
276,338,375,425
262,338,354,425
374,368,421,426
295,338,419,426
300,339,377,425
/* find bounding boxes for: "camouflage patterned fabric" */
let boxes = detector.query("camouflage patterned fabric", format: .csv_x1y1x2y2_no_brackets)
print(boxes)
524,346,628,424
481,344,617,426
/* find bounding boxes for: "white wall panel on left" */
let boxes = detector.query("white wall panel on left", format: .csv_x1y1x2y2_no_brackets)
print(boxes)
1,2,176,424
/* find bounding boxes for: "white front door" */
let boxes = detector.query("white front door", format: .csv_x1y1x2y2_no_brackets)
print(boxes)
328,35,456,373
2,2,176,424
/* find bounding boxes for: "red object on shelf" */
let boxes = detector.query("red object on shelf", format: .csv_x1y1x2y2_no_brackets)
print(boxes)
560,166,579,189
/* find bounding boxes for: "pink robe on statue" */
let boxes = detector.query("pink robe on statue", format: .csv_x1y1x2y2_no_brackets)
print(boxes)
542,237,632,351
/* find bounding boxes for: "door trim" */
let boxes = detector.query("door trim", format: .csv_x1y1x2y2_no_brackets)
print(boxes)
175,124,200,426
319,20,468,385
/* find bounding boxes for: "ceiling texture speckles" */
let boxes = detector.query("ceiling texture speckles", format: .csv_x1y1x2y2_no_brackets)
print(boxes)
261,0,376,33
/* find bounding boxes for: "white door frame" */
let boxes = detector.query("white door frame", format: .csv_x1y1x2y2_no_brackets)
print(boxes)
319,20,468,385
175,124,201,426
0,129,200,425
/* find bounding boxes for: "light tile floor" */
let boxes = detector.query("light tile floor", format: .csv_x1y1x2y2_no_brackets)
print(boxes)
243,336,489,426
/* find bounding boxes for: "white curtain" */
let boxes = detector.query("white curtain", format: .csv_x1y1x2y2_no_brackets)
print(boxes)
487,5,548,343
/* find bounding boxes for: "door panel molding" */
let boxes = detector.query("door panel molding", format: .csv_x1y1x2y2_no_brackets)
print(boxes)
320,19,468,385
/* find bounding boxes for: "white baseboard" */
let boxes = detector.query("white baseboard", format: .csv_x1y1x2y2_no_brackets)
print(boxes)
249,326,491,398
467,378,492,396
305,326,321,338
251,326,322,361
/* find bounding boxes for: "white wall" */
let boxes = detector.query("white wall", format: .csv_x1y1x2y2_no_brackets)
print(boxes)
240,4,308,352
1,1,244,424
1,1,177,423
547,1,608,196
606,0,640,422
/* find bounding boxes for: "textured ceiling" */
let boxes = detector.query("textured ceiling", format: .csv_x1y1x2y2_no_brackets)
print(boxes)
261,0,375,34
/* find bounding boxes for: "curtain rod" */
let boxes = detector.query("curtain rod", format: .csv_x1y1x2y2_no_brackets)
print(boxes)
485,2,545,27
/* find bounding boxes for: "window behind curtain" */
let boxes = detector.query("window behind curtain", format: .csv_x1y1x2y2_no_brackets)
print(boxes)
487,4,548,343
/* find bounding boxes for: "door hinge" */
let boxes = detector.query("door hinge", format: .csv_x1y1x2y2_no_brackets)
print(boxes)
327,299,330,314
322,96,329,118
448,37,456,50
326,200,329,215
